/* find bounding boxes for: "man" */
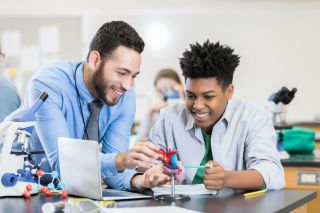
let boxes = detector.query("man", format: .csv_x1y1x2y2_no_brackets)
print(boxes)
0,46,21,121
150,40,285,190
8,21,169,191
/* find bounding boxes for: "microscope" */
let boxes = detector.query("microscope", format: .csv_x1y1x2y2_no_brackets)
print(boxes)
0,92,48,197
267,87,297,152
160,87,182,106
268,87,297,128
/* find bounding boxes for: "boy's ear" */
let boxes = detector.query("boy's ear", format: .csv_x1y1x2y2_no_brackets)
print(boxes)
226,84,234,100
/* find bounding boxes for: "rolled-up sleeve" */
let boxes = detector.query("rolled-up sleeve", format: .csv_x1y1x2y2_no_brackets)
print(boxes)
100,91,138,191
100,153,137,191
245,111,285,190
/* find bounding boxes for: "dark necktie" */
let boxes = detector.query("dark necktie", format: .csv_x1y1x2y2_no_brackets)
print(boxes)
84,99,103,142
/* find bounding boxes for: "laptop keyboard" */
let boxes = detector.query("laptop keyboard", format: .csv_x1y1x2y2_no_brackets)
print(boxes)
102,189,130,197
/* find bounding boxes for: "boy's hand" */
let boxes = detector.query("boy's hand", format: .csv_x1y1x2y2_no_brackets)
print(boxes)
203,160,225,190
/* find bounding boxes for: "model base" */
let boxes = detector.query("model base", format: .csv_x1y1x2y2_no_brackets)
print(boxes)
155,194,190,202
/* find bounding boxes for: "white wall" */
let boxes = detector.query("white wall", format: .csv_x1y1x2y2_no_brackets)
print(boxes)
1,0,320,122
0,16,82,94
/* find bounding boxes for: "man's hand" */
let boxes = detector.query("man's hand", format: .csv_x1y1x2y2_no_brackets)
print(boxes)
115,142,162,171
203,160,225,191
130,165,171,190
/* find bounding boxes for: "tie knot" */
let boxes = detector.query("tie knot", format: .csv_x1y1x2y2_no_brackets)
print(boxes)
88,99,103,114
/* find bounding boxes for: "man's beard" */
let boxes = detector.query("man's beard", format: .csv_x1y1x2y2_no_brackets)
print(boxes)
92,63,111,105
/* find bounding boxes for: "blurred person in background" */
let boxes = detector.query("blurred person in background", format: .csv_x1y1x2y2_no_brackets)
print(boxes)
137,68,184,139
0,45,21,121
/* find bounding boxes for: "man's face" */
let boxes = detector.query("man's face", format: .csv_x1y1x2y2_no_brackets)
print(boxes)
92,46,141,106
185,77,233,133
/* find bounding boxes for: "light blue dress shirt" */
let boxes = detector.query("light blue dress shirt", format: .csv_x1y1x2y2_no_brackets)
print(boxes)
8,61,137,190
0,77,20,121
150,98,285,190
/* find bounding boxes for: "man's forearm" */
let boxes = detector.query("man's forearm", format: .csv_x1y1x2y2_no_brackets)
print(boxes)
224,170,265,190
115,152,127,171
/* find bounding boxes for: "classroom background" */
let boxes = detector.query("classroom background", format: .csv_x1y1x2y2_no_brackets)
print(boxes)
1,0,320,123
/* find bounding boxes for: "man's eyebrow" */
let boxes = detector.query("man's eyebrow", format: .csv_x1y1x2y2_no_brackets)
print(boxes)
119,68,131,73
133,71,140,76
118,68,140,75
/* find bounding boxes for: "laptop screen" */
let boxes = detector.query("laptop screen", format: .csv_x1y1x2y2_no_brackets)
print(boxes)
58,137,102,200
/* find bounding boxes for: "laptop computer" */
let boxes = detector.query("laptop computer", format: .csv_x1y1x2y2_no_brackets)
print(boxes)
58,137,152,200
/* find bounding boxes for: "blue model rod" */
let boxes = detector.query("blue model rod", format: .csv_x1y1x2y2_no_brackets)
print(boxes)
184,165,206,169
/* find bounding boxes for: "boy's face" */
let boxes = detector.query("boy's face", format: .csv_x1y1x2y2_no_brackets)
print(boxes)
185,77,233,134
92,45,141,106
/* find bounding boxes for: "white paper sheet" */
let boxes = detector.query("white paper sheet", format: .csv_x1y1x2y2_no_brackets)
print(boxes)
152,184,217,196
102,206,202,213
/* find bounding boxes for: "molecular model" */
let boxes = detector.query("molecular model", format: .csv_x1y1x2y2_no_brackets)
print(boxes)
23,158,68,199
23,184,33,198
36,170,68,198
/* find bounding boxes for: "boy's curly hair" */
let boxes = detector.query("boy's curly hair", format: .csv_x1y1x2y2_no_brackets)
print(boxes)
179,39,240,89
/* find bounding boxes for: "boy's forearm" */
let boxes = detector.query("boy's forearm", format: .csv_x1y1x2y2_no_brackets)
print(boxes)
224,170,265,190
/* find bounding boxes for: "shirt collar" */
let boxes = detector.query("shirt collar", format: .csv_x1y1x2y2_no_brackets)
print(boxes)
75,61,96,105
184,99,234,131
185,109,195,131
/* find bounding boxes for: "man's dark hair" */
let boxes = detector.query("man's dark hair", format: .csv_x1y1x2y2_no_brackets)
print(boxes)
179,39,240,89
87,21,145,61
